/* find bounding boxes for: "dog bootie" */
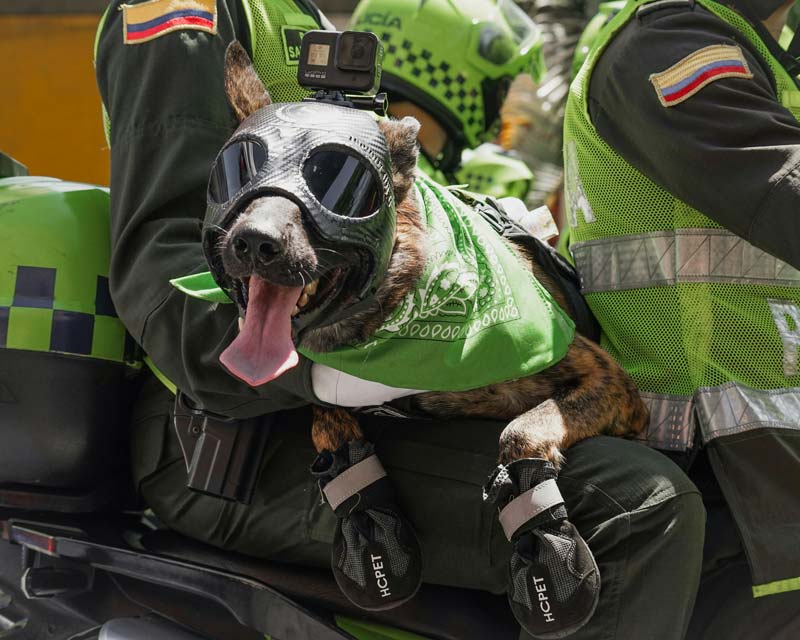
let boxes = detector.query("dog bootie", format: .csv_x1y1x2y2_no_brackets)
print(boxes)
312,440,422,611
485,459,600,639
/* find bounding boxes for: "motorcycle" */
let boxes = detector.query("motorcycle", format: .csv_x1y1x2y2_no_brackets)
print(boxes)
0,156,518,640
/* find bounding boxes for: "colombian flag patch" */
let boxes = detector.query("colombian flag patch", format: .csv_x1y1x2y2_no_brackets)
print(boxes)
650,44,752,107
122,0,217,45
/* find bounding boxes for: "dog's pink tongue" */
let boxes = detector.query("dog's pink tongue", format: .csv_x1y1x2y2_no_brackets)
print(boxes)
220,277,303,387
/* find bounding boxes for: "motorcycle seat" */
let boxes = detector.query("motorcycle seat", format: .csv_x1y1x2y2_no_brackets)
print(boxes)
141,529,519,640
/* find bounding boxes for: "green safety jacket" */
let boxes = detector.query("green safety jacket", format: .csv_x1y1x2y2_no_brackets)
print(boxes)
564,0,800,597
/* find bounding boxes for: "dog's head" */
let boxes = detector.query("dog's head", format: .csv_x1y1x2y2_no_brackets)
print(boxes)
206,42,421,387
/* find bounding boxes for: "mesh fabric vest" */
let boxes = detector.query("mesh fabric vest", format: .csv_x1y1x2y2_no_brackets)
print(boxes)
240,0,320,103
564,0,800,451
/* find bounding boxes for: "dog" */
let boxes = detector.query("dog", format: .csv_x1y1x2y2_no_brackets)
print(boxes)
213,41,648,636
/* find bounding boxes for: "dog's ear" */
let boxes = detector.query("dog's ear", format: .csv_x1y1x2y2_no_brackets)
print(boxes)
225,41,272,122
379,116,421,204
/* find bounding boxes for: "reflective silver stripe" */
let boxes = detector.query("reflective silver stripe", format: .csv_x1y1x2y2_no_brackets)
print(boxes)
498,479,564,541
322,455,387,511
633,385,800,450
572,230,800,293
565,140,596,228
695,383,800,442
635,392,694,451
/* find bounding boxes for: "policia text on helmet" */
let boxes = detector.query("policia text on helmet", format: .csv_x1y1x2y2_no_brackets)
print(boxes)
348,0,541,178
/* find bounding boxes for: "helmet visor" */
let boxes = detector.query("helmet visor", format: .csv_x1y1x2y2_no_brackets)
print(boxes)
208,139,268,204
479,0,539,63
303,147,383,218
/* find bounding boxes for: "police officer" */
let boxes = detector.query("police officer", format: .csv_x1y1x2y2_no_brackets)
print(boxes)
349,0,538,199
95,1,705,637
563,0,800,637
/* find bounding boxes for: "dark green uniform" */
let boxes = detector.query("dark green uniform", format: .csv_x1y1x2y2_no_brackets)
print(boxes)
95,2,704,637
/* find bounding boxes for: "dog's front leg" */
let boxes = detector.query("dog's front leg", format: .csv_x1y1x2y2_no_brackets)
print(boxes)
310,406,422,612
488,399,601,640
311,406,364,453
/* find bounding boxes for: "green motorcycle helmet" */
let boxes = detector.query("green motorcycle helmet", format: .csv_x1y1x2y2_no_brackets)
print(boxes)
0,176,129,363
0,170,136,495
349,0,543,170
456,142,533,200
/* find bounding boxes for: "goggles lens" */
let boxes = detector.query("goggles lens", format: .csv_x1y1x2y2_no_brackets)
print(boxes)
303,148,382,218
208,139,267,204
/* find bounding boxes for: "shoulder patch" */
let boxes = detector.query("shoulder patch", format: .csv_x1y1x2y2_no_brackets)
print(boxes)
649,44,752,107
121,0,217,45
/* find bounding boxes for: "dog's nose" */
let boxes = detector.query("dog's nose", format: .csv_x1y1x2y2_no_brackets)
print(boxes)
231,229,281,264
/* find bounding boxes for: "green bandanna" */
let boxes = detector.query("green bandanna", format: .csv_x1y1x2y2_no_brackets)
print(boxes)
172,176,575,392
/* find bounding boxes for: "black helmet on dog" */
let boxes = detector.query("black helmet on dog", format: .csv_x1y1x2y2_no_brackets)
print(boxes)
202,101,397,339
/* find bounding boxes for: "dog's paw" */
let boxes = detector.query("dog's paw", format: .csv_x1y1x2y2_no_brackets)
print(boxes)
312,441,423,610
485,458,600,638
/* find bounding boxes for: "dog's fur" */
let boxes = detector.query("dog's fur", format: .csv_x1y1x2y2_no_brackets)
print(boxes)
221,42,648,467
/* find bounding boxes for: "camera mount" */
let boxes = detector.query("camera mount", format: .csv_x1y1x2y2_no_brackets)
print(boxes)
298,30,386,115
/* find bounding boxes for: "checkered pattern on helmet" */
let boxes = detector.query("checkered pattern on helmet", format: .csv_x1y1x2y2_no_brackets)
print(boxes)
1,266,131,362
379,29,485,135
459,169,496,193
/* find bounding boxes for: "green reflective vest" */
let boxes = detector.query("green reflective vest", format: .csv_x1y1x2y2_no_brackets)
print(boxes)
565,0,800,596
238,0,322,103
565,0,800,451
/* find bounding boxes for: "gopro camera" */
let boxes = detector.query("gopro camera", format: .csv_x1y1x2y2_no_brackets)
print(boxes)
298,30,383,95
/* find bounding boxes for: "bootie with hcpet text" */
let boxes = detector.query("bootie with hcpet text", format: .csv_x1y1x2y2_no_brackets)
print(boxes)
311,440,423,611
485,458,600,639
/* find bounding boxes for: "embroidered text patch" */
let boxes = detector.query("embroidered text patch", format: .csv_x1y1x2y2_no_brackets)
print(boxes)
122,0,217,45
650,44,752,107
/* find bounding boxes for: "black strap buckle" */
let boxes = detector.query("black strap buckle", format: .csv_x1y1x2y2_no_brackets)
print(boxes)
173,392,270,504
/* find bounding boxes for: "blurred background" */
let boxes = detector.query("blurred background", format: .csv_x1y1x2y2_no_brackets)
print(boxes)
0,0,358,185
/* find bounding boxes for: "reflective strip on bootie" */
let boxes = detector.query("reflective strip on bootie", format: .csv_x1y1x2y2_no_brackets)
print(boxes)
322,455,387,511
499,478,565,541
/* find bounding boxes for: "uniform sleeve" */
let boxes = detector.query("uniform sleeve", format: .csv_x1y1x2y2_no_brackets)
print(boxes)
95,0,319,417
588,4,800,269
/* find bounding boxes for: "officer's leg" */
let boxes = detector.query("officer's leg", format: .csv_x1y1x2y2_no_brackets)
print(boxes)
132,374,705,636
686,454,800,640
518,436,706,640
131,373,331,566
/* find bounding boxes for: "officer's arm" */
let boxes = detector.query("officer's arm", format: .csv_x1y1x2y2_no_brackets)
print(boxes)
588,4,800,269
95,1,318,417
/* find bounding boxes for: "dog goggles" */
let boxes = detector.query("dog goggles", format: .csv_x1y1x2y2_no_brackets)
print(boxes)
209,139,383,220
202,101,396,331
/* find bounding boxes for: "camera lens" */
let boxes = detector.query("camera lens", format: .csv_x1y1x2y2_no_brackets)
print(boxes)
338,31,377,72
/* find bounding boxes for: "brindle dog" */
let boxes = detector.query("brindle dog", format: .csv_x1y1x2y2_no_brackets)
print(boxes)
221,42,648,468
217,42,648,626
